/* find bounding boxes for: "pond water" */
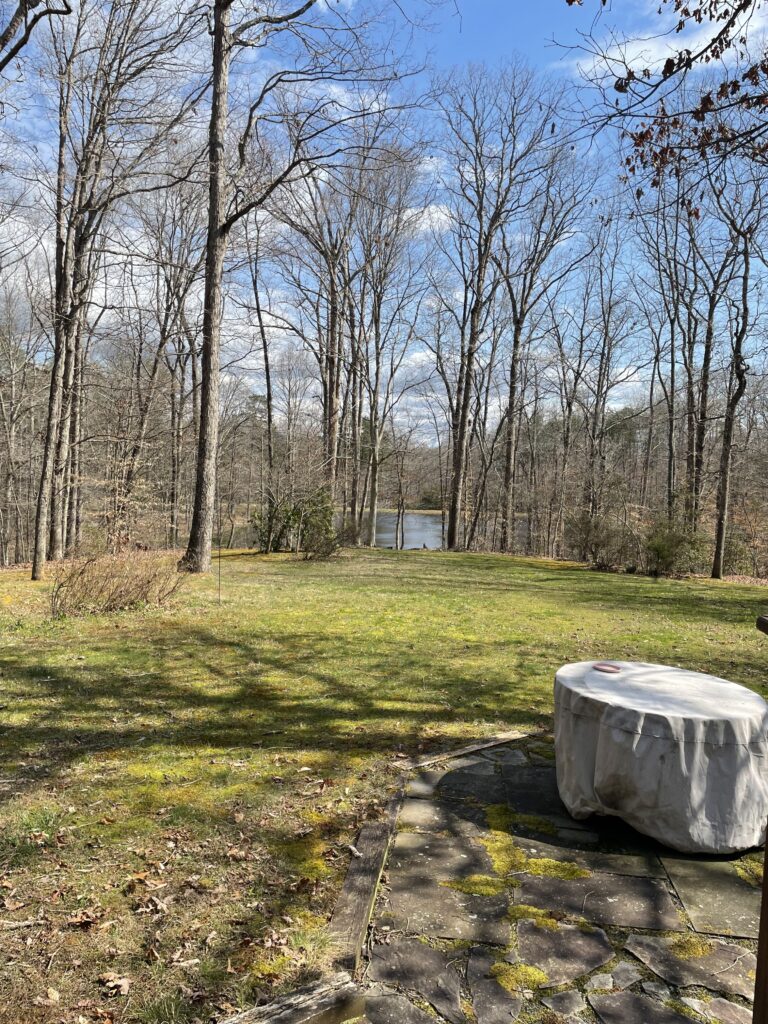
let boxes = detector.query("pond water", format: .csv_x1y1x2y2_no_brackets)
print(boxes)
373,511,444,549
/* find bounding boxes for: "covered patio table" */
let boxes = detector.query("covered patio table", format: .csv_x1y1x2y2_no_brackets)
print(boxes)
554,660,768,854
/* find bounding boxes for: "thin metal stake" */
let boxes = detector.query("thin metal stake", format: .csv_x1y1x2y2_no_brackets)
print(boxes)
754,616,768,1024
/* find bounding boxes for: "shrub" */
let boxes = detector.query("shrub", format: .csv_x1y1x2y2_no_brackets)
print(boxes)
51,551,185,617
724,530,756,576
565,510,641,570
643,521,710,576
253,498,297,553
295,489,339,558
252,489,339,559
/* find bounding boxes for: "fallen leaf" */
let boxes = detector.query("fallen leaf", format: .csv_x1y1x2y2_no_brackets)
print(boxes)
98,973,131,996
67,906,104,929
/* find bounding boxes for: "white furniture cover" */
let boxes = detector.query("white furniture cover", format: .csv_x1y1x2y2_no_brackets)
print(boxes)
554,660,768,854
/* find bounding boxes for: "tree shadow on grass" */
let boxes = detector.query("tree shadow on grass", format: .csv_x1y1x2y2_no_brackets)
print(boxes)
0,623,551,811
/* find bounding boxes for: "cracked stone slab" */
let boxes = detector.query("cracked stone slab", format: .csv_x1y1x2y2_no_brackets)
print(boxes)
643,981,672,1000
364,986,436,1024
515,834,666,878
384,875,510,944
438,767,508,804
517,919,614,988
407,770,450,799
467,947,522,1023
388,831,494,880
368,939,464,1024
625,934,756,999
706,997,753,1023
517,872,684,930
398,798,489,837
612,962,643,989
542,990,586,1015
585,973,615,992
589,992,691,1023
557,826,600,844
661,856,761,939
502,766,589,829
438,755,498,774
482,747,529,766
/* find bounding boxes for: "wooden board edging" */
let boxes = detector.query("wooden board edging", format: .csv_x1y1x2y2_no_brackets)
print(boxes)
394,728,530,770
328,779,406,973
219,972,364,1024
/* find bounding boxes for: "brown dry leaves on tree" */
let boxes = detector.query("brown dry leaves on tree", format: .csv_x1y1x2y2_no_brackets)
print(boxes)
569,1,768,168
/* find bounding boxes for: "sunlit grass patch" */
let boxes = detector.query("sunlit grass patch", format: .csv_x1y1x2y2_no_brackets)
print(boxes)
0,548,765,1022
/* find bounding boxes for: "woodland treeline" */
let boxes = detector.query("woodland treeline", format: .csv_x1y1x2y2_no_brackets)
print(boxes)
1,0,768,579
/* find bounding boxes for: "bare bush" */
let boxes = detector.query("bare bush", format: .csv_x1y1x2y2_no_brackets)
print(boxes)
50,551,185,618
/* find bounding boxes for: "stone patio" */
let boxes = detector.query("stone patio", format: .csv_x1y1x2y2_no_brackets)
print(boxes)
359,734,762,1024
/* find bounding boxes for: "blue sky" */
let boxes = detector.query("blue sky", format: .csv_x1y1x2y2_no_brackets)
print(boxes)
420,0,597,71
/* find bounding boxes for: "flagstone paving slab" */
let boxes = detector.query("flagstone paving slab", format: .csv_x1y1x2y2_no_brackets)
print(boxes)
368,939,464,1024
541,990,586,1015
517,872,684,930
389,831,495,880
366,741,761,1019
467,947,523,1023
502,765,590,829
384,875,511,944
706,997,753,1023
364,986,437,1024
516,919,615,988
660,855,761,939
515,834,666,878
625,934,756,999
611,962,643,989
589,991,691,1024
481,748,528,766
398,798,488,837
438,768,508,804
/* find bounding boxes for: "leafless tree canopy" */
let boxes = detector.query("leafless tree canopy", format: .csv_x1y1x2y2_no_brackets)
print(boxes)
0,2,767,582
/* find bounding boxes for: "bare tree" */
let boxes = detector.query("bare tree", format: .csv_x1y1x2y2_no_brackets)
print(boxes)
180,0,414,572
0,0,71,77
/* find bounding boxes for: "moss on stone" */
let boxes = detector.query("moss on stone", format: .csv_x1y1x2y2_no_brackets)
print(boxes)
478,815,589,881
527,743,556,761
526,855,589,879
508,904,559,930
483,802,557,837
489,962,549,993
665,997,708,1021
442,874,507,896
510,812,558,835
669,934,715,960
480,830,528,875
735,852,763,888
485,804,515,833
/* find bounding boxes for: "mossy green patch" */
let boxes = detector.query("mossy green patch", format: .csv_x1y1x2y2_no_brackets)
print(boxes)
665,997,709,1021
480,806,589,881
490,962,549,992
442,874,508,896
0,548,765,1023
735,852,763,887
507,904,559,929
527,742,556,761
669,934,715,959
509,812,558,836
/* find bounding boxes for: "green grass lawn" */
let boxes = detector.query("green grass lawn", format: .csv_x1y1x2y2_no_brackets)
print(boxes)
1,549,766,1023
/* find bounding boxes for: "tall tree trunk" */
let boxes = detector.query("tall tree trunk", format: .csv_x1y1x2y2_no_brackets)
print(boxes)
713,247,750,579
181,1,230,573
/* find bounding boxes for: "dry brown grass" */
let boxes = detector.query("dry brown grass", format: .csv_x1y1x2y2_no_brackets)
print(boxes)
50,551,185,618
